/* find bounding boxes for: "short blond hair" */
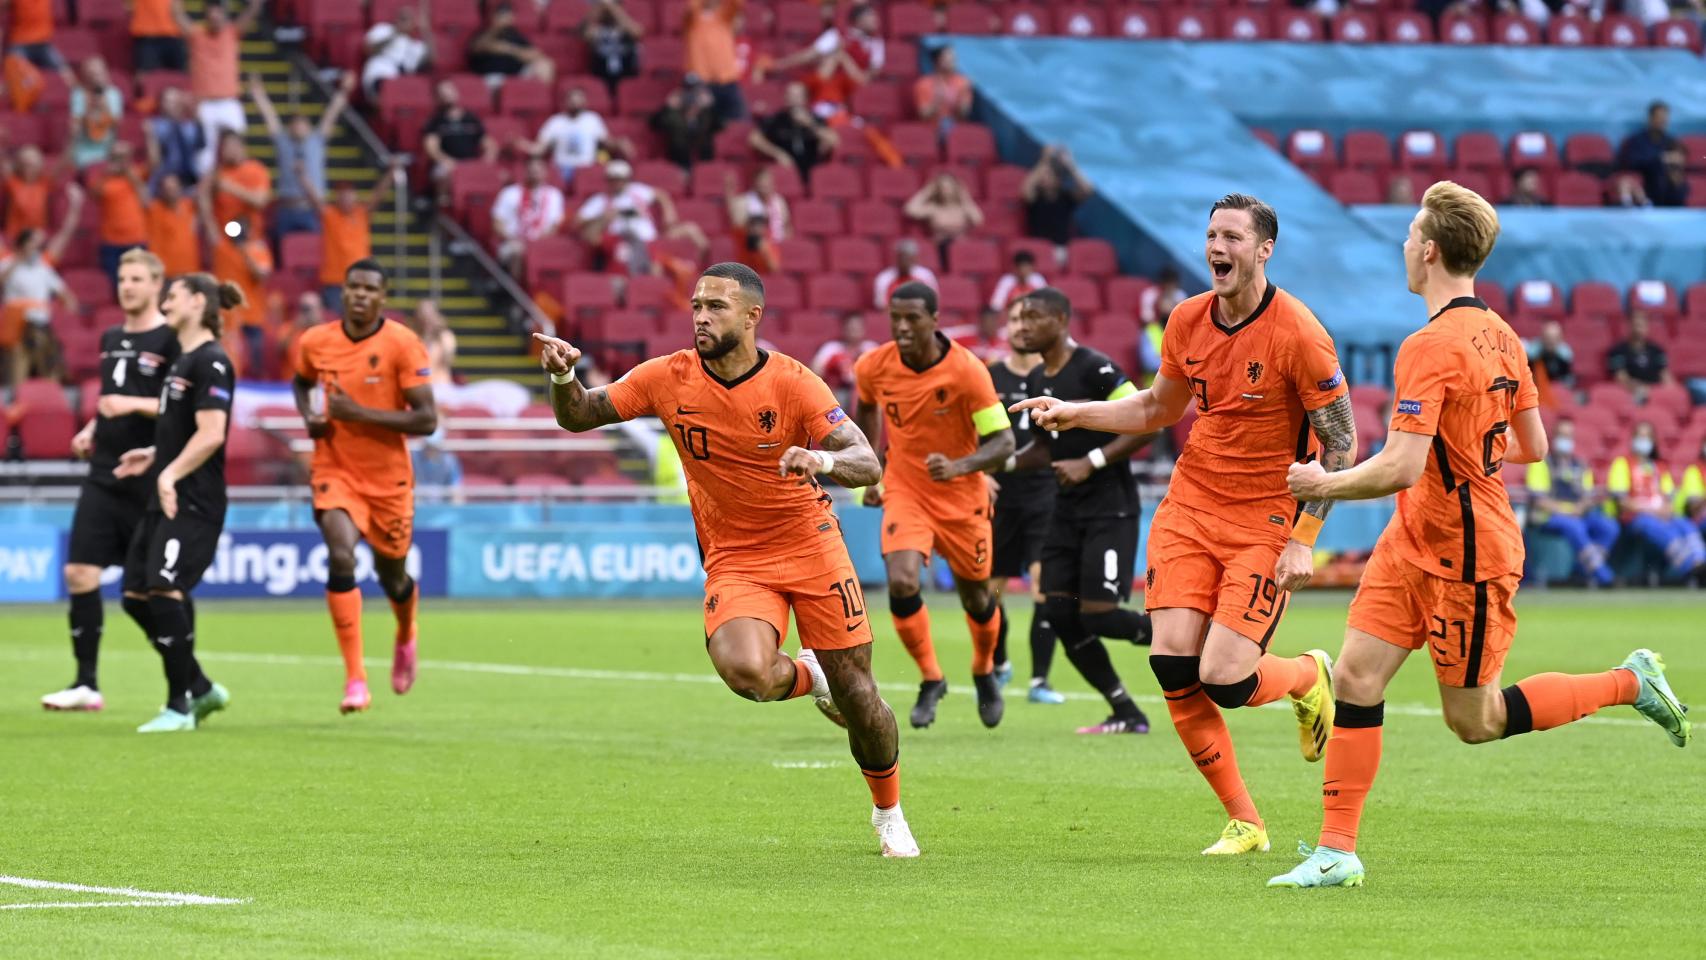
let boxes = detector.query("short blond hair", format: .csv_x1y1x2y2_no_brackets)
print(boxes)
1418,181,1499,277
118,247,164,282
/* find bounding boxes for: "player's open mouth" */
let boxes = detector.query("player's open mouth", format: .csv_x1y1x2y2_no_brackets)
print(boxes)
1211,260,1233,280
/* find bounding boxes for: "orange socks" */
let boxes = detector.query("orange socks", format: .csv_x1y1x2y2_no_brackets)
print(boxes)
1246,652,1320,707
785,658,813,700
1319,700,1383,853
1502,669,1638,736
327,587,365,683
1151,655,1260,825
966,602,1002,676
862,759,900,810
890,593,942,682
389,579,418,645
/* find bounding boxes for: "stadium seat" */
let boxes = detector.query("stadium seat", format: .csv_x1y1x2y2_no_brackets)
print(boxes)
1474,281,1511,318
1397,129,1447,172
1219,8,1270,41
498,78,555,130
1066,239,1118,278
1653,17,1703,52
1054,276,1103,314
850,82,906,123
1571,282,1623,320
1166,8,1215,40
791,199,846,238
1329,169,1383,205
1273,10,1323,42
62,269,111,307
1680,136,1706,173
889,124,941,165
1054,5,1109,37
1342,131,1393,172
1514,279,1565,323
1286,129,1337,174
1439,12,1488,44
1563,134,1615,174
775,1,824,39
777,238,824,274
1104,276,1155,317
945,4,998,34
1508,131,1560,172
936,276,981,313
1382,11,1434,43
12,380,74,459
847,200,902,238
1600,15,1647,48
1684,283,1706,323
1546,14,1597,46
950,237,1001,278
1629,279,1680,318
1002,4,1050,36
1249,127,1280,151
563,273,620,322
1553,172,1603,207
635,161,688,197
1330,10,1378,43
887,3,935,40
1113,5,1161,39
826,237,883,275
523,236,590,295
945,125,997,166
1490,14,1540,45
807,275,862,312
1454,132,1504,172
868,167,921,203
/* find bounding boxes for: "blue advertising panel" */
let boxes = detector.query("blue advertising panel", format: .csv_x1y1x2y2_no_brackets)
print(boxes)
85,529,449,600
451,526,708,599
0,525,62,602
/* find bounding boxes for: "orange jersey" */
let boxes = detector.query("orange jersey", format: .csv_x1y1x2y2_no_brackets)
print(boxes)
606,349,850,572
295,318,433,496
1158,284,1348,528
1380,296,1538,582
852,333,1005,515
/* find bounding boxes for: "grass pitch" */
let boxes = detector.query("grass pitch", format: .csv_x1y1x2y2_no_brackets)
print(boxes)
0,592,1701,959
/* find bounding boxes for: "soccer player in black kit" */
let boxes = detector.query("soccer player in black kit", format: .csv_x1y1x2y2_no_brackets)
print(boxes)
43,250,179,712
1006,288,1154,734
986,300,1065,705
113,273,241,733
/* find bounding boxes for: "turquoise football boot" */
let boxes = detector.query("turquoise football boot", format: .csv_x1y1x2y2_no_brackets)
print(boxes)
1620,649,1691,747
1268,842,1365,888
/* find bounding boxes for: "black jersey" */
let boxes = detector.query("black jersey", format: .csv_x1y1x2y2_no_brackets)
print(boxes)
89,324,179,493
151,339,235,519
988,358,1055,509
1036,345,1139,518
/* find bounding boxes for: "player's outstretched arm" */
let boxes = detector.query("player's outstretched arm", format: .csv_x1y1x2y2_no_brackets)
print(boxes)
778,421,882,488
1289,429,1429,503
1276,394,1359,591
1010,373,1192,436
534,332,625,432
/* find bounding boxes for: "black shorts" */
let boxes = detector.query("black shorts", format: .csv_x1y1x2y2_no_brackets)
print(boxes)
68,481,147,568
991,500,1053,578
1039,512,1138,605
123,510,222,594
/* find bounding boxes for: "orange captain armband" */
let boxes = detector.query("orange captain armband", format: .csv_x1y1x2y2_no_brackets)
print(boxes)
1291,513,1324,547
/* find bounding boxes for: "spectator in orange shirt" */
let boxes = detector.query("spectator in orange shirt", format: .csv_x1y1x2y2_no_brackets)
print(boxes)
181,0,263,176
305,159,401,315
132,0,187,72
4,0,63,70
683,0,747,122
145,173,202,277
0,187,82,386
1,144,50,239
205,211,273,376
204,129,271,239
95,141,150,286
69,57,126,171
914,45,972,135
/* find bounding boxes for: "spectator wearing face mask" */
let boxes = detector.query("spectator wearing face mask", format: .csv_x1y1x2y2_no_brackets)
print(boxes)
1606,421,1704,579
1525,418,1617,586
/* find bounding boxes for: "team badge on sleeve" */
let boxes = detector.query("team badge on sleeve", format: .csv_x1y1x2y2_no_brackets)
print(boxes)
416,367,432,377
825,407,847,426
1396,399,1422,416
1318,369,1345,391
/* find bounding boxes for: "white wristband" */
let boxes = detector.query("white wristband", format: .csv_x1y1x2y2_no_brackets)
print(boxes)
1087,447,1108,470
815,450,835,474
549,368,576,385
1002,455,1017,473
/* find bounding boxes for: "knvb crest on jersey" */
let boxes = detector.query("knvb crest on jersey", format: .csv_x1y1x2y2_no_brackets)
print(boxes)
368,354,380,369
935,387,948,404
1246,360,1264,385
757,408,778,433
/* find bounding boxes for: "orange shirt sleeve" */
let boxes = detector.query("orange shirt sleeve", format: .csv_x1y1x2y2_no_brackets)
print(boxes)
1389,333,1453,436
1157,302,1187,383
1288,312,1348,411
604,355,665,421
394,328,432,392
793,366,847,445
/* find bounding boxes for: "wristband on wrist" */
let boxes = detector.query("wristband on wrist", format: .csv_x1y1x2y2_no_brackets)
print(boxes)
1086,447,1108,470
1291,512,1324,547
549,368,576,385
1002,455,1017,473
815,450,835,474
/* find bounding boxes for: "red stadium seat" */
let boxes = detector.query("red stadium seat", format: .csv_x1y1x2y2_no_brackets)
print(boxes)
1600,15,1647,48
523,236,589,295
1553,172,1602,207
888,124,940,165
1546,14,1597,46
1454,131,1504,172
1219,8,1270,41
1513,279,1565,323
868,167,921,203
1342,130,1393,171
945,5,997,34
1274,11,1323,42
559,79,613,117
1054,5,1109,37
1684,283,1706,323
1329,169,1383,205
1508,130,1560,173
1490,14,1540,45
1331,11,1378,42
945,125,997,166
951,238,1002,278
686,161,737,199
826,237,883,275
887,3,935,40
983,164,1029,203
777,238,825,274
635,160,687,197
1563,133,1615,173
850,81,906,123
1166,8,1215,40
1383,11,1434,43
12,380,74,459
1104,277,1155,317
1439,12,1488,44
1113,6,1161,40
765,274,804,311
1397,129,1447,172
1250,127,1280,151
848,200,902,238
1571,282,1623,320
1054,277,1103,314
1066,239,1118,278
1475,281,1511,318
497,78,555,130
563,273,620,320
377,75,434,147
937,276,981,313
625,274,679,314
792,198,846,238
775,1,824,39
1630,279,1680,318
1654,17,1703,52
62,269,111,307
1002,4,1050,36
807,275,862,312
1285,129,1337,172
1681,136,1706,173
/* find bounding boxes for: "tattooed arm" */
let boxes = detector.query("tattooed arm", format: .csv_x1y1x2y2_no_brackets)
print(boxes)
779,420,883,488
534,332,625,431
1272,394,1357,592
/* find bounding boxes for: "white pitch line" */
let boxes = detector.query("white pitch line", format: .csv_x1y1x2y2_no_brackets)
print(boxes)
0,646,1651,728
0,875,247,909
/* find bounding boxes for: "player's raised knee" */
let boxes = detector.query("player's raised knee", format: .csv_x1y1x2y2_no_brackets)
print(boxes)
63,563,100,594
715,658,777,702
1442,709,1502,744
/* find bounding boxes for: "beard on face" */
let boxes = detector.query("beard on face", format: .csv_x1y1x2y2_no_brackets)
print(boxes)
696,328,743,360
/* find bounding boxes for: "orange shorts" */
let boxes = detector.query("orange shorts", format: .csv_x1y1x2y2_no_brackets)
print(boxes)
880,489,991,581
703,547,874,651
1347,546,1518,689
312,473,414,559
1144,500,1293,647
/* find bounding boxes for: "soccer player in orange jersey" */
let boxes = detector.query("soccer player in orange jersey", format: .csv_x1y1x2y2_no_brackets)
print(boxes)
852,282,1015,730
292,258,438,714
532,262,920,858
1014,195,1359,855
1270,182,1691,888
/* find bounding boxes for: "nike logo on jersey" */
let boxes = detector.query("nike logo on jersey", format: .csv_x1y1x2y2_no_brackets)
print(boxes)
676,406,700,416
121,339,131,348
1185,357,1203,365
212,361,227,374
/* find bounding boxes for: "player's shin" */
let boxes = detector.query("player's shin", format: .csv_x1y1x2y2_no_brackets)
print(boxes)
1151,653,1261,827
386,574,418,644
1030,601,1057,680
1079,606,1151,645
889,591,942,682
68,590,103,689
122,593,156,639
147,594,197,715
326,573,366,683
1500,670,1638,737
965,597,1001,675
1319,701,1383,853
